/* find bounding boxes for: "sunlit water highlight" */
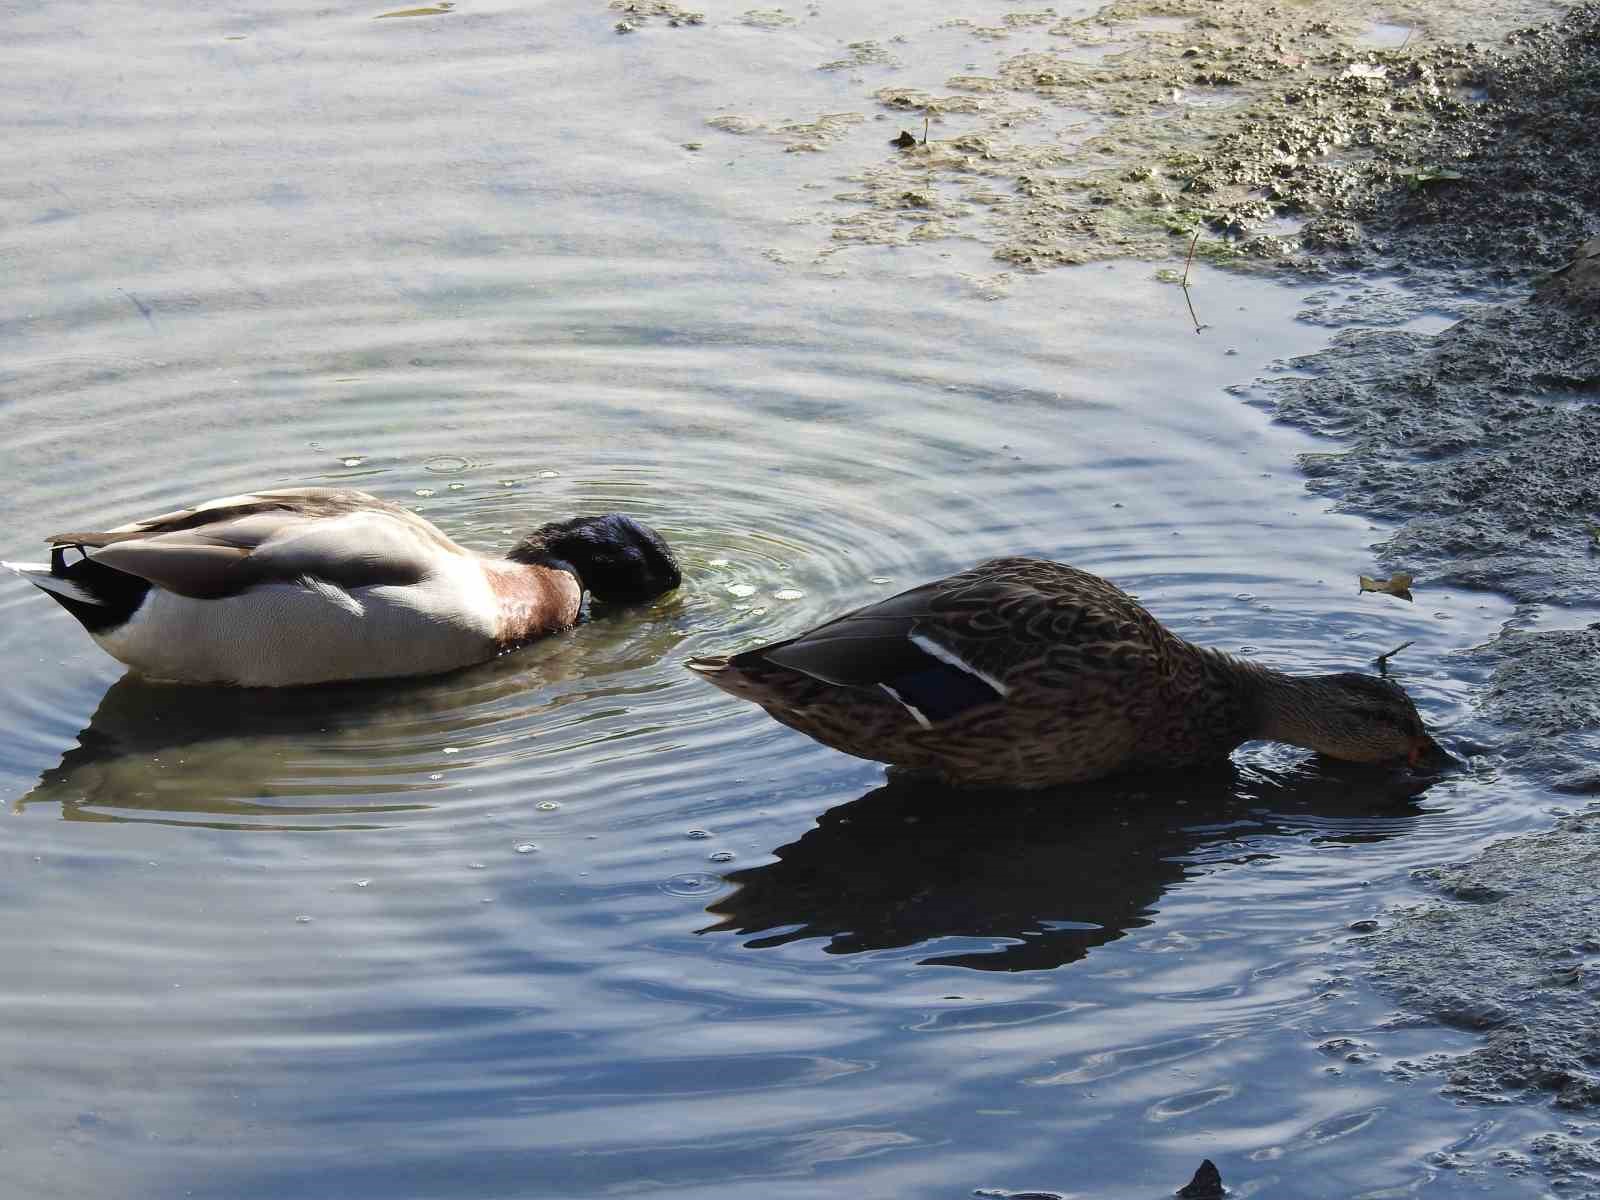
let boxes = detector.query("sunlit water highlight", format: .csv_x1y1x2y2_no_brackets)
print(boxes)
0,2,1571,1197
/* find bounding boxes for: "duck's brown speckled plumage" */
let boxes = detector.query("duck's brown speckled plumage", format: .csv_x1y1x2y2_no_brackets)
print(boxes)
689,557,1442,789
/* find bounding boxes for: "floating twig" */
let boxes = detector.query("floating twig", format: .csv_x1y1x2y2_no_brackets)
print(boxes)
922,115,929,145
1374,639,1415,674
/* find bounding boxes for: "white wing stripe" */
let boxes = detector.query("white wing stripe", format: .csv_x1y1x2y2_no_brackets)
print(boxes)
907,631,1010,697
879,683,934,729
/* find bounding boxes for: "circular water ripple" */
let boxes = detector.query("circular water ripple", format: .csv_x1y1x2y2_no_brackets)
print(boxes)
0,327,1072,830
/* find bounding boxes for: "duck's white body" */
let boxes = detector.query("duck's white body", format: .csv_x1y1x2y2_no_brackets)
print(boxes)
91,553,548,687
5,488,585,686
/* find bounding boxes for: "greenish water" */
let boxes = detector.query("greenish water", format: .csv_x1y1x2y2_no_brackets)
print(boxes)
0,2,1569,1196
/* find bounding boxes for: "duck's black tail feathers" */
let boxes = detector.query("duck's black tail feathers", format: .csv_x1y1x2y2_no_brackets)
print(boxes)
4,546,149,633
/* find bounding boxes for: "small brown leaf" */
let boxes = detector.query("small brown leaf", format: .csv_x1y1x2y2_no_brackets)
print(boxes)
1359,571,1415,602
376,2,453,16
890,130,918,149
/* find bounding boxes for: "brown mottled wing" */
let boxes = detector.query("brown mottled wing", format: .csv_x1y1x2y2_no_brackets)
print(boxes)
929,557,1175,687
749,557,1172,722
46,490,447,599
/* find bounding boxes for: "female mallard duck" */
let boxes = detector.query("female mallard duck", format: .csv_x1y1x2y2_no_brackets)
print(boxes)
5,487,681,686
688,557,1444,789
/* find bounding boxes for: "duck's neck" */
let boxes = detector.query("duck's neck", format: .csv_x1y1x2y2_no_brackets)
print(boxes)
484,561,583,646
1217,654,1348,754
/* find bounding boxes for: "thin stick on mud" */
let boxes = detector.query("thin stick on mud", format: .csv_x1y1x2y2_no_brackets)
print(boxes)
1374,639,1416,674
1182,228,1200,287
1180,229,1209,333
922,115,929,145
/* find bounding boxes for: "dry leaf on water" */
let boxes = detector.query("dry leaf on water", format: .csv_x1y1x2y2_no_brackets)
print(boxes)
1359,572,1415,602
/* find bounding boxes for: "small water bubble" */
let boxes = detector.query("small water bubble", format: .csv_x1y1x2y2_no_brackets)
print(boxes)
538,470,560,479
725,582,757,598
428,772,443,781
515,843,539,855
1234,593,1255,602
295,915,314,924
869,576,893,585
414,488,436,498
686,829,713,840
537,800,561,811
354,878,371,888
424,454,470,473
1433,612,1452,620
772,588,804,601
708,850,736,863
499,479,519,487
708,557,730,567
443,746,461,755
447,482,465,491
341,456,366,467
661,873,722,896
468,862,487,871
748,606,769,617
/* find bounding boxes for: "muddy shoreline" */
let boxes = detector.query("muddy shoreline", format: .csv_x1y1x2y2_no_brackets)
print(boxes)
1228,10,1600,1168
1119,2,1600,1183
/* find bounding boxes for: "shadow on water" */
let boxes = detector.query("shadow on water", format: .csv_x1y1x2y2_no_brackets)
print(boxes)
8,600,690,830
12,675,449,829
10,644,591,829
704,762,1436,971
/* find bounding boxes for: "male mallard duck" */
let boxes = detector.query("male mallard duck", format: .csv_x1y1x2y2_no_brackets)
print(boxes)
688,557,1444,789
4,487,681,686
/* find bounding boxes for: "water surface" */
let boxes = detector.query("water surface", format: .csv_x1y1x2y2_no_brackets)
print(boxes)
0,2,1563,1196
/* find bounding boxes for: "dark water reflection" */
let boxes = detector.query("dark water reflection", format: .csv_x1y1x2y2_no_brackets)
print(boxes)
708,766,1430,971
15,676,445,828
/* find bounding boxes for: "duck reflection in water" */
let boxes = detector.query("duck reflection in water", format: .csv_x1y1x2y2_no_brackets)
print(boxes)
11,634,622,827
703,762,1433,972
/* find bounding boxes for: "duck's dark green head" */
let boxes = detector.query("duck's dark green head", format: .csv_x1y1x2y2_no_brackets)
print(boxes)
510,514,682,603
